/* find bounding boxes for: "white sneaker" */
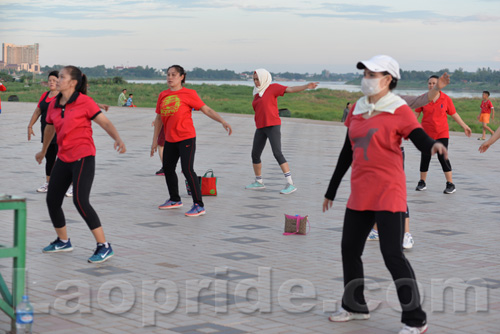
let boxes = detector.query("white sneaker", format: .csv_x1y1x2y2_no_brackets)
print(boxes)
37,182,49,193
399,324,428,334
328,307,370,322
403,232,414,249
65,185,73,197
367,228,379,241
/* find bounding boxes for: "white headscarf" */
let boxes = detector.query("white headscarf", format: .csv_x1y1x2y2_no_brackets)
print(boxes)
353,92,406,116
253,69,272,97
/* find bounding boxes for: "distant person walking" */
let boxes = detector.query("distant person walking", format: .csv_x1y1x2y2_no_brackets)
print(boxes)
245,68,318,194
341,102,351,123
477,90,495,140
0,81,6,114
414,75,471,194
35,65,126,263
118,88,127,106
151,65,232,217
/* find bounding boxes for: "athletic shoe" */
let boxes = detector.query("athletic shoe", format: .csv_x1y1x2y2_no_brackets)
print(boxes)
444,182,456,194
65,185,73,197
155,168,164,176
280,183,297,195
403,232,414,249
185,203,206,217
415,180,426,191
88,243,114,263
367,228,379,241
328,307,370,322
158,200,183,210
42,238,73,253
37,182,49,193
399,324,428,334
245,181,265,190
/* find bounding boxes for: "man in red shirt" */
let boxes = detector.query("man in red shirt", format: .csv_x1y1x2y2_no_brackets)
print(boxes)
478,90,495,140
415,75,472,194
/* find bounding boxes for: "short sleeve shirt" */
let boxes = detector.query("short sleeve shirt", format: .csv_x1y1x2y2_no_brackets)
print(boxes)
481,100,494,114
415,92,456,140
252,84,287,129
155,87,206,143
345,104,422,212
46,92,101,163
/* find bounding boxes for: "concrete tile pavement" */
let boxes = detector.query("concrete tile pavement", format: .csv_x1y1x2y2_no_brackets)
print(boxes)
1,101,499,333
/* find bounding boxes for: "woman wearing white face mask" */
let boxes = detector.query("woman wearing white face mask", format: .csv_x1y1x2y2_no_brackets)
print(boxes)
322,55,447,334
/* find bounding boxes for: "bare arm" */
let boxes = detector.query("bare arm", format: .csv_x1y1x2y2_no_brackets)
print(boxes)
151,114,162,157
93,113,126,153
199,105,232,135
35,125,55,164
27,107,42,140
450,113,472,137
402,73,450,109
479,125,500,153
285,82,318,94
97,103,109,112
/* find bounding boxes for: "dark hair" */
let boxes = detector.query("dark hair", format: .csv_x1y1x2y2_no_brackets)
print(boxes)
428,75,439,80
48,70,59,79
483,91,490,97
345,102,351,108
382,71,398,90
167,65,186,84
122,88,127,92
63,65,88,95
129,94,133,97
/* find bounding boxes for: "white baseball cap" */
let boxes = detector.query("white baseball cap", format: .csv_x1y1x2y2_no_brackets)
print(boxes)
356,55,401,80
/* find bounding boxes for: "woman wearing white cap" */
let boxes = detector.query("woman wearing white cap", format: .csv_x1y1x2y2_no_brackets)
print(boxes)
245,69,318,194
323,55,446,334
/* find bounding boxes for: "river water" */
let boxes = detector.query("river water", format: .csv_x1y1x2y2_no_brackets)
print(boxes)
127,79,498,99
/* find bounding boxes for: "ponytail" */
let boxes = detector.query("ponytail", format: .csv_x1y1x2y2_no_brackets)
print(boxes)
63,65,87,95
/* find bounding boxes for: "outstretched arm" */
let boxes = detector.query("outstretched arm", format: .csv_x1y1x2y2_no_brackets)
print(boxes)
402,73,450,109
285,82,318,94
408,128,448,160
323,131,353,212
27,107,42,140
93,113,126,153
450,113,472,137
479,126,500,153
200,105,232,135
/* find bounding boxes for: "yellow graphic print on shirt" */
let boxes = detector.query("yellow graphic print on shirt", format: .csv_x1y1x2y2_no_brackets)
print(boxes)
161,95,181,117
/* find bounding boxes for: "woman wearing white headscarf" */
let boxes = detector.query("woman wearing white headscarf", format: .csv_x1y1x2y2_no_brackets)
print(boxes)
245,69,318,194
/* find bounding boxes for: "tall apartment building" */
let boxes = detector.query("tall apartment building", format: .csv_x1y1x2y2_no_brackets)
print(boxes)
0,43,40,73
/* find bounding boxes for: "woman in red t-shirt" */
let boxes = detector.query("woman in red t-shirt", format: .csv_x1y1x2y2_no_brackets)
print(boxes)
35,65,126,264
323,55,447,334
27,71,60,193
245,69,318,195
151,65,232,217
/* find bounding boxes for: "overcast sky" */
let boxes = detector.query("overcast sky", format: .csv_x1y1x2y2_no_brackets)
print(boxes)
1,0,500,74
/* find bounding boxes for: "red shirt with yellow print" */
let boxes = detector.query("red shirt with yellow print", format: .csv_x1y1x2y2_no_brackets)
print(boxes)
415,92,456,140
480,100,494,114
345,104,422,212
155,87,206,143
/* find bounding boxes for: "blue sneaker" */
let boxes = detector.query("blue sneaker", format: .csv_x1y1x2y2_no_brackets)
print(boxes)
42,238,73,253
245,181,265,190
280,183,297,195
88,243,114,263
367,228,379,241
185,203,206,217
158,200,183,210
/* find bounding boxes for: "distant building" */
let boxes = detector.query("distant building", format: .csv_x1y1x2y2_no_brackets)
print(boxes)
0,43,40,73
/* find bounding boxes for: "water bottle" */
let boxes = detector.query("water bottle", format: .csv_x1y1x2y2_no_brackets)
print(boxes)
16,295,33,334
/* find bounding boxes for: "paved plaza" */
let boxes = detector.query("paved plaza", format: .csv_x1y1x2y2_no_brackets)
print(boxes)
1,101,499,333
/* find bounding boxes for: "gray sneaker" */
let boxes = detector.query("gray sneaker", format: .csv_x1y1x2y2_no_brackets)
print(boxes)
443,182,456,194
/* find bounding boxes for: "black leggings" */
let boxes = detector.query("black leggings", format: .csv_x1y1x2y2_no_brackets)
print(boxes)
46,156,101,230
420,138,451,173
251,125,287,165
163,138,204,207
45,144,58,177
341,208,426,327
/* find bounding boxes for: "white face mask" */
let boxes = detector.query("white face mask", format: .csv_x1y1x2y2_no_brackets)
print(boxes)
361,77,383,96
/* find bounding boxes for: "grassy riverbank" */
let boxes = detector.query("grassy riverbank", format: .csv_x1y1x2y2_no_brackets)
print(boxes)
2,81,498,134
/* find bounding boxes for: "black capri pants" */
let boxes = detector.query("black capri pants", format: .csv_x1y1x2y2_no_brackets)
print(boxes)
419,138,451,173
251,125,287,165
46,156,101,230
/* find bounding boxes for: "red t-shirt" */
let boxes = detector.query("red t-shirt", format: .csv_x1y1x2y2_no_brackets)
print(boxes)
252,83,287,129
155,87,206,143
415,92,456,140
0,84,6,112
480,100,494,114
46,93,101,163
345,104,422,212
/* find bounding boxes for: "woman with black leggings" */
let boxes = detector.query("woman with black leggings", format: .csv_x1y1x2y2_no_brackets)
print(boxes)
35,65,126,264
323,55,447,334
